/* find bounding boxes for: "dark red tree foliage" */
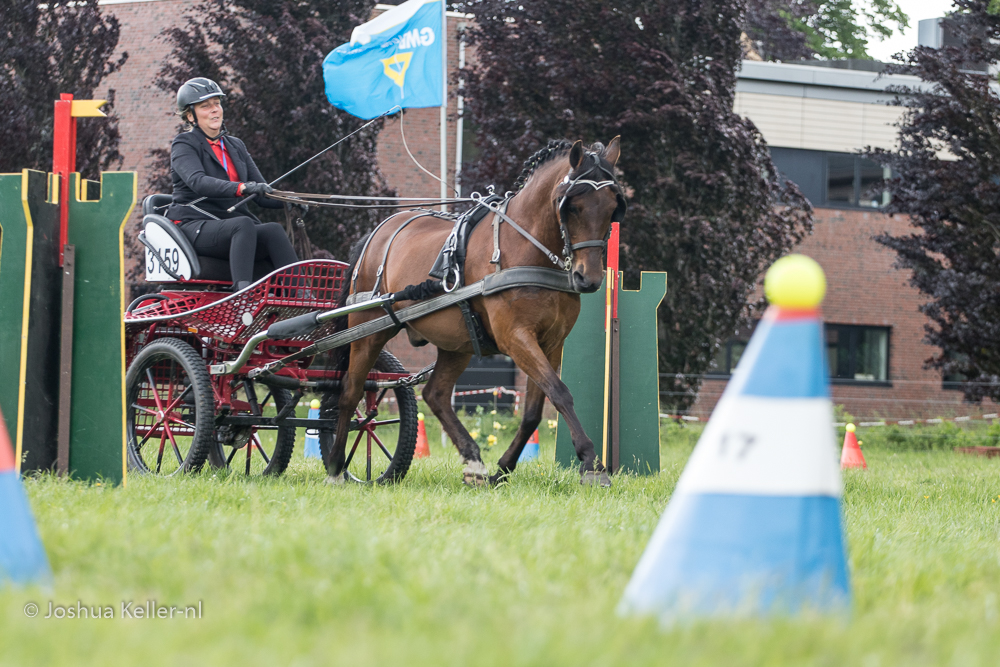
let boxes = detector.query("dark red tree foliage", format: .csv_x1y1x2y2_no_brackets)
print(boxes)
150,0,395,260
871,1,1000,402
455,0,812,411
0,0,126,177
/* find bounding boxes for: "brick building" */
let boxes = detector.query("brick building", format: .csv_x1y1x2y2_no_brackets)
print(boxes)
692,60,993,420
94,1,981,418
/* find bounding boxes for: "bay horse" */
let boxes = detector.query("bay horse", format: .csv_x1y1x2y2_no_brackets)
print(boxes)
326,137,625,486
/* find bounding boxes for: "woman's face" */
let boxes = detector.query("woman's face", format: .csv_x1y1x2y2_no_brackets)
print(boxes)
190,97,224,137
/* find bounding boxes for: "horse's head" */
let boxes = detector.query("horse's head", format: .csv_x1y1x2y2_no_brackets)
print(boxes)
554,137,625,293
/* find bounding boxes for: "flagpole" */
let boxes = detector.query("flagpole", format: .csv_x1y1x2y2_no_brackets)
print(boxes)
439,0,448,212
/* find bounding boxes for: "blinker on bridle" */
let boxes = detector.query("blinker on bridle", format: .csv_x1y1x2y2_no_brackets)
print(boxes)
555,151,628,268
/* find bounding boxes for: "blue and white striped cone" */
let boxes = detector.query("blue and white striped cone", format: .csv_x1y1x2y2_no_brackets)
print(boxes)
0,407,51,586
619,255,849,621
304,399,321,459
518,429,540,463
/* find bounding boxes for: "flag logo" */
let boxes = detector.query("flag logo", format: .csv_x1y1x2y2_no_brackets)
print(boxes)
323,0,443,119
381,52,413,91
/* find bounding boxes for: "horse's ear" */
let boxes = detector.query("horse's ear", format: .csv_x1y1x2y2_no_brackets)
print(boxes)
569,140,584,170
604,136,621,168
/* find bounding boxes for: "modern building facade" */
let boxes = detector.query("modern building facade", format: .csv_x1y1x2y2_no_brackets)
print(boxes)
692,60,992,420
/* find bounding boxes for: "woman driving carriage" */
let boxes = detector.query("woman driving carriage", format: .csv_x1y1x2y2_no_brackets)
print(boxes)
166,77,298,291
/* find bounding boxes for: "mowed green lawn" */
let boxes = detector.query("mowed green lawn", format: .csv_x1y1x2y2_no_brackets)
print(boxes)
2,419,1000,666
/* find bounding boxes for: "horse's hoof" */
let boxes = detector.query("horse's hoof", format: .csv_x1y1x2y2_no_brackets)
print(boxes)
489,470,511,486
463,472,489,487
325,473,346,486
581,470,612,487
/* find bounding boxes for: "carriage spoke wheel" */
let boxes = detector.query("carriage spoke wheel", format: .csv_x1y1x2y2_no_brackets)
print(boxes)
209,381,297,477
125,338,215,476
319,351,418,485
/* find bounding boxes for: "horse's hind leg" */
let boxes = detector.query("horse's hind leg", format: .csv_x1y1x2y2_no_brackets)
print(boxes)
503,335,610,486
421,348,488,485
324,331,393,484
491,378,544,484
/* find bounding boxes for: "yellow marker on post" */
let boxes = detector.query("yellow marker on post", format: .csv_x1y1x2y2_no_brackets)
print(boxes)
70,100,107,117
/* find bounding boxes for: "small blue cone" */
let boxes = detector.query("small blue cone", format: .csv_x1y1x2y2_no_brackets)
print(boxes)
518,429,540,463
304,399,321,459
0,407,51,586
619,255,849,622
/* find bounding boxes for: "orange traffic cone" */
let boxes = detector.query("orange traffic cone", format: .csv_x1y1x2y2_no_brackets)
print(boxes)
414,412,430,459
840,423,866,469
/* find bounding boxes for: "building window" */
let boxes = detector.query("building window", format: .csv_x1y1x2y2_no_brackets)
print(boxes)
825,154,890,208
826,324,890,383
709,338,748,377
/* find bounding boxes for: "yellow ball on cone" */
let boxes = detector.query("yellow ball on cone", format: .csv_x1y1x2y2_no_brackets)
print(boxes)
765,254,826,309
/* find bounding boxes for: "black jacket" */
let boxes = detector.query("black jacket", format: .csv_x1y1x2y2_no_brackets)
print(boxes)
166,126,283,235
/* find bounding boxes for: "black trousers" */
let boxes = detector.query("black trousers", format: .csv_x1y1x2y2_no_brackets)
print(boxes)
183,216,298,285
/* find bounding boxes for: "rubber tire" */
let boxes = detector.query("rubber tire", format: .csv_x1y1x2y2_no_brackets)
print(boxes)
125,337,216,475
319,350,418,485
207,386,297,476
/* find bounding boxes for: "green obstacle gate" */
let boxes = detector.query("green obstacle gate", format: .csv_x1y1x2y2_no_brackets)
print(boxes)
555,271,667,475
0,169,135,483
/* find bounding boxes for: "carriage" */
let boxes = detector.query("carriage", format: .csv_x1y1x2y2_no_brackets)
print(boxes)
127,137,625,487
125,195,423,482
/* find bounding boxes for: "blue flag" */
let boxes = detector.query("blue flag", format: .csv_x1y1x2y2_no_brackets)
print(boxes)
323,0,443,120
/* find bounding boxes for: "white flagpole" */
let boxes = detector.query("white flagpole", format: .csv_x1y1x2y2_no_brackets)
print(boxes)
439,0,448,212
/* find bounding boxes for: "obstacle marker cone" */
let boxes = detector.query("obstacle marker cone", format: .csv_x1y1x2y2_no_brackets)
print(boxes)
619,254,849,621
415,412,430,459
518,429,540,463
304,399,321,459
0,407,51,585
840,423,867,469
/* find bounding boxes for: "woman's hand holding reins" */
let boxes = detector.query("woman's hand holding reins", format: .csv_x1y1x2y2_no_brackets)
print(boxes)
241,181,274,197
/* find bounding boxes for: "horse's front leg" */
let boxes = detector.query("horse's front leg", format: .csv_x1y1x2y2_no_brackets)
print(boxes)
491,378,545,484
421,348,488,485
502,333,610,486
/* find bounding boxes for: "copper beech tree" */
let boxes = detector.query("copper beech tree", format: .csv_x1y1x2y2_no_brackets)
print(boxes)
455,0,812,412
872,0,1000,402
0,0,126,176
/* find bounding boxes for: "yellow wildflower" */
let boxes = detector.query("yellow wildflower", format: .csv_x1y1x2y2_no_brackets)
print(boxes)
493,421,502,431
469,430,480,440
487,434,497,447
547,419,557,430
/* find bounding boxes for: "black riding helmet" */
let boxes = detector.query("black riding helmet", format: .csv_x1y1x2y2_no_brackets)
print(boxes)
176,77,226,115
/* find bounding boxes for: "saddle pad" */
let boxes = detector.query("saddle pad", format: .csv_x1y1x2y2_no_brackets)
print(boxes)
428,195,503,280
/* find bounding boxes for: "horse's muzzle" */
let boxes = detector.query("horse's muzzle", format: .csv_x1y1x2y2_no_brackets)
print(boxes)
571,270,601,293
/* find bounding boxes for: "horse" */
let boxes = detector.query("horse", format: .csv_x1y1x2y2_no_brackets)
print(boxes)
326,137,625,486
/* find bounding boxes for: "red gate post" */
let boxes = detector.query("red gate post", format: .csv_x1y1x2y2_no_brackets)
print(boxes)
601,222,621,471
52,94,106,266
51,94,106,475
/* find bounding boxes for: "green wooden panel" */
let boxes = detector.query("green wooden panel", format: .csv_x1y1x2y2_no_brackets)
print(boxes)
66,172,136,483
616,272,667,474
555,277,608,470
22,171,61,472
0,172,32,469
555,271,666,475
0,170,61,472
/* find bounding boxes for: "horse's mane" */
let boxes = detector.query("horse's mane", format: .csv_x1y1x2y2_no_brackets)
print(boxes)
513,140,573,191
513,139,612,192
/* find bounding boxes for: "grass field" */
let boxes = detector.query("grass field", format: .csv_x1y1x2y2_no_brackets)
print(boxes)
3,417,1000,666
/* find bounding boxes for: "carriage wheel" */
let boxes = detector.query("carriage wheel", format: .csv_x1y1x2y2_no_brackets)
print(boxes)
208,383,297,477
125,338,216,476
319,350,418,485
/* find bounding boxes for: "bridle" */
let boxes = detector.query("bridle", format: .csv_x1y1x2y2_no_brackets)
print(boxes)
474,150,628,272
554,151,627,267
